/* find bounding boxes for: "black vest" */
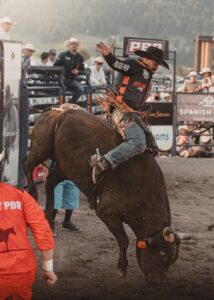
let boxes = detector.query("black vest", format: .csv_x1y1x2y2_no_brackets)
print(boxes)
116,68,152,111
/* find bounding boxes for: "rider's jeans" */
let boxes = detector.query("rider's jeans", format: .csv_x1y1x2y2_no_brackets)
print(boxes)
104,122,147,169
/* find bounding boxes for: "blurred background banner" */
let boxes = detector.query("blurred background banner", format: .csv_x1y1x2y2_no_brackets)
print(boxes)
145,102,173,126
0,41,22,185
151,125,173,151
177,93,214,122
123,36,169,58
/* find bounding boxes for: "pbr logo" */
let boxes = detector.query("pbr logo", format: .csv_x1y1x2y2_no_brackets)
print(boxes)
123,37,169,59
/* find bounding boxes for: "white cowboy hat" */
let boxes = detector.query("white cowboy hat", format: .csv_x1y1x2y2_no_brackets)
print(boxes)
189,71,197,77
94,56,104,64
200,67,212,75
0,16,15,24
23,43,36,52
178,125,189,132
64,37,81,49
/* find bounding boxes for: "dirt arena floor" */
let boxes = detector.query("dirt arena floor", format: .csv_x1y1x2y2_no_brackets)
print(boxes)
32,157,214,300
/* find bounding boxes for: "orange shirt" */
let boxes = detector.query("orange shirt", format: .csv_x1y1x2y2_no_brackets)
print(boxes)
0,183,54,287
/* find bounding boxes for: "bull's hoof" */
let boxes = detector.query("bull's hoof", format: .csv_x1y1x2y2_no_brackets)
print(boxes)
117,270,127,278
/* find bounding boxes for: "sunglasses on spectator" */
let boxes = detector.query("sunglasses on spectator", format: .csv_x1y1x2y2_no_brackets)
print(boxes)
96,62,103,65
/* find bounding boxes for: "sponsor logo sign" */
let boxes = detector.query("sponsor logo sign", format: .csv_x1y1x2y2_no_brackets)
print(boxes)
123,36,169,58
151,125,173,151
177,93,214,122
144,102,173,125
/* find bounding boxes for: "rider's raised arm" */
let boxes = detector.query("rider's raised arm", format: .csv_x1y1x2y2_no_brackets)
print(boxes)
96,41,135,75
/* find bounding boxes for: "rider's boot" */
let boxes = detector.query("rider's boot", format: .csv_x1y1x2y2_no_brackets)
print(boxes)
90,154,111,183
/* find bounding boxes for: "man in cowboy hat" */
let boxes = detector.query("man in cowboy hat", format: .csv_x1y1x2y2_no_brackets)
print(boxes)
90,42,169,182
180,71,202,93
22,43,36,78
89,56,107,86
54,37,85,103
47,49,57,66
199,67,214,92
0,16,15,40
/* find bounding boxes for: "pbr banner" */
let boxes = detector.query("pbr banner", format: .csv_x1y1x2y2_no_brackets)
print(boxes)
144,102,173,125
123,37,169,59
177,93,214,122
0,41,22,186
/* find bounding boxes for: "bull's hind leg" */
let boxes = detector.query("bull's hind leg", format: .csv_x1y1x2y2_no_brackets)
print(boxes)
45,164,64,225
96,209,129,277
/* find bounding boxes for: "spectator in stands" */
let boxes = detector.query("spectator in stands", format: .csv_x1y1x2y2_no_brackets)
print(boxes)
54,37,85,103
146,92,161,102
53,180,82,237
160,92,171,102
179,71,202,93
190,125,212,157
47,49,57,66
89,57,107,86
40,52,49,66
176,125,191,158
199,67,214,93
20,43,36,186
22,43,36,78
0,16,14,40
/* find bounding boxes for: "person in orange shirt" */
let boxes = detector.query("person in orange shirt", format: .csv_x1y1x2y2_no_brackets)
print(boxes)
0,182,57,300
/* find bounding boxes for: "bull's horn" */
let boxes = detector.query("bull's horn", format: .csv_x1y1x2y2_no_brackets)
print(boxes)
163,227,175,243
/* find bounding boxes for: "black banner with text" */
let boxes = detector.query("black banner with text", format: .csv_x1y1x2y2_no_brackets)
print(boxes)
143,102,173,125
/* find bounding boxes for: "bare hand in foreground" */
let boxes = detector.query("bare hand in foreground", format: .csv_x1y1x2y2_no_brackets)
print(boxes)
42,270,58,286
96,41,113,56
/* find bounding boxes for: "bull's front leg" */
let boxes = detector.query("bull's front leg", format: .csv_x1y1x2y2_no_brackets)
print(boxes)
96,209,129,277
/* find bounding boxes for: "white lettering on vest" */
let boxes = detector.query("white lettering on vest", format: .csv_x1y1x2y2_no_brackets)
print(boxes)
0,201,22,211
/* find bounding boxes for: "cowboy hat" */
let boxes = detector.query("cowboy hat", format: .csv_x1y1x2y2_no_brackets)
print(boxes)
189,71,198,77
23,43,36,52
94,56,104,64
134,46,169,69
200,67,212,75
178,125,189,132
0,16,15,24
64,37,81,48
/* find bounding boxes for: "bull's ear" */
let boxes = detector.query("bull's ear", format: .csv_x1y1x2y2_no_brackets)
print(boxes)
163,227,175,243
137,240,147,249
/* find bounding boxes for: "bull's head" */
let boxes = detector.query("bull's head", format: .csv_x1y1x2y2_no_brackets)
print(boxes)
136,227,180,285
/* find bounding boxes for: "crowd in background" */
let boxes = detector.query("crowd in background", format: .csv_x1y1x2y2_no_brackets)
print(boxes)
0,15,214,162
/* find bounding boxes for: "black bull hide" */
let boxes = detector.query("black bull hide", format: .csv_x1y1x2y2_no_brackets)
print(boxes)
24,108,180,284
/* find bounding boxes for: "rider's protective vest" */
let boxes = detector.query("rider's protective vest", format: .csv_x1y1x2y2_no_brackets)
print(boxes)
116,68,152,111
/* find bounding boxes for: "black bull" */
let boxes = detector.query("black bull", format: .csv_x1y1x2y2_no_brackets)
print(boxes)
24,108,180,284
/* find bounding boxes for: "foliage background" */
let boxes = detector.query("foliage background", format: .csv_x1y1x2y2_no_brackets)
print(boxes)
1,0,214,66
